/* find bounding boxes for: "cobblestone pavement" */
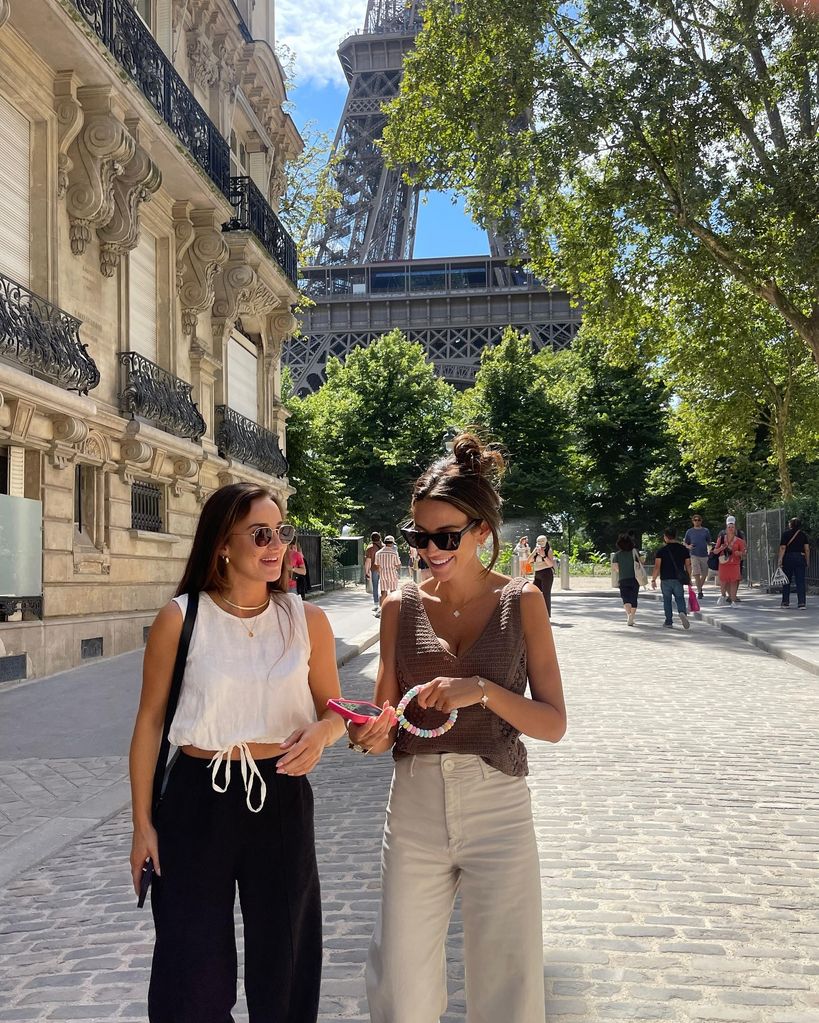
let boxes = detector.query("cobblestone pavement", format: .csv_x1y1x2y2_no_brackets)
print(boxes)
1,597,818,1022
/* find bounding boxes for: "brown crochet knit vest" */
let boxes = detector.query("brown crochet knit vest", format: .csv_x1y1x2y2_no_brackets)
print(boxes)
394,578,529,777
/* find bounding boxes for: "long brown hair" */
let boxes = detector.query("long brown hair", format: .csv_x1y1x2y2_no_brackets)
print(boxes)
175,483,291,599
411,433,505,570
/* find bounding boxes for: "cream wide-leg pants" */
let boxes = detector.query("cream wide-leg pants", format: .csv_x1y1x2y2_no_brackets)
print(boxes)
366,753,545,1023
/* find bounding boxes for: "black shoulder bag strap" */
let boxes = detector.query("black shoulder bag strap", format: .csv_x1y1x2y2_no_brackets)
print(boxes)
151,591,199,816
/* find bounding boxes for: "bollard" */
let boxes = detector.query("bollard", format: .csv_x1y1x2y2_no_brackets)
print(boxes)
610,552,617,588
560,552,570,590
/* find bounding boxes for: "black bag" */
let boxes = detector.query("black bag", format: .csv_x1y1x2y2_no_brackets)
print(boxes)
669,546,691,587
151,591,199,815
707,550,720,572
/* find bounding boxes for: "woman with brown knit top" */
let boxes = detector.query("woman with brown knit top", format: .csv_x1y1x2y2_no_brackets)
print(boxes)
347,434,566,1023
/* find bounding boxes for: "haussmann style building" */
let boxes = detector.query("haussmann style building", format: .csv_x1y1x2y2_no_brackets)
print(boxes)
0,0,302,681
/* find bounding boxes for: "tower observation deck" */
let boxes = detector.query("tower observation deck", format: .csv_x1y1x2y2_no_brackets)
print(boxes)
284,0,580,395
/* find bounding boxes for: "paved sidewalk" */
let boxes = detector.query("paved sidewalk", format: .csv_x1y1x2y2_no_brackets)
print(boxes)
2,596,818,1021
0,588,379,887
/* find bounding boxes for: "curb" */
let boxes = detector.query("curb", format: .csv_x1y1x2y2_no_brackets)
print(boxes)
624,589,819,679
2,630,382,886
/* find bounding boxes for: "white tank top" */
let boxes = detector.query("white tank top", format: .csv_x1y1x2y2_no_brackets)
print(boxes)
168,592,316,811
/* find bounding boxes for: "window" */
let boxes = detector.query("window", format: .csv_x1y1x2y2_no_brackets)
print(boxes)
131,481,163,532
0,94,30,287
129,230,158,362
73,463,99,547
74,463,83,535
227,332,258,422
230,130,248,177
0,448,7,495
133,0,152,29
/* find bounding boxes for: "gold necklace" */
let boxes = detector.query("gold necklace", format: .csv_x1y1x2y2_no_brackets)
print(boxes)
237,605,267,639
222,594,270,611
438,587,486,619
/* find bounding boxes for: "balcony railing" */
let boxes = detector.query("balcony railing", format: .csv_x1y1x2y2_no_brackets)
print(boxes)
0,272,100,394
119,351,206,441
224,177,298,286
215,405,289,477
70,0,230,199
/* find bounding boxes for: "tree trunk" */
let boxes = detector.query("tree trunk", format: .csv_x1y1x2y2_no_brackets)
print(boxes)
770,413,794,501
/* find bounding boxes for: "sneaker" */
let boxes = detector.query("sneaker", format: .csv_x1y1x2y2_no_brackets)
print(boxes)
373,608,381,618
679,612,690,630
780,604,790,609
697,590,704,599
627,611,636,626
734,595,741,603
798,605,807,610
663,621,673,628
716,596,725,606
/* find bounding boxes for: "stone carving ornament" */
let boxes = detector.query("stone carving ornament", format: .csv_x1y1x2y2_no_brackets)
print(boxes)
174,204,229,335
97,140,162,277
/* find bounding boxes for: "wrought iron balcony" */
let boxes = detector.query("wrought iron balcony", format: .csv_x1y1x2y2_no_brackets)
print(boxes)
224,177,298,286
70,0,230,199
119,351,206,441
0,596,43,620
215,405,289,477
0,272,100,394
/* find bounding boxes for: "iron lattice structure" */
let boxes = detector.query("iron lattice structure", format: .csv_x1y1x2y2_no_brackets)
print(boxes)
289,0,580,394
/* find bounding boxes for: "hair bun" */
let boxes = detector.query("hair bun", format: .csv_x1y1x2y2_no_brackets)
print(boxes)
451,433,505,478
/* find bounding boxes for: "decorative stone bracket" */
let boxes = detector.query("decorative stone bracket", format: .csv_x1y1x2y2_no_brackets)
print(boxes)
98,119,162,277
174,203,229,336
211,245,280,350
64,86,161,276
50,413,89,469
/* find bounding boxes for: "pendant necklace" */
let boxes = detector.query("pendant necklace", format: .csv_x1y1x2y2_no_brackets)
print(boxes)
237,606,267,639
440,588,483,618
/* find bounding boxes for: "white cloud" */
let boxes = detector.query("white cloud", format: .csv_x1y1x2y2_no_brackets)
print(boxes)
277,0,368,88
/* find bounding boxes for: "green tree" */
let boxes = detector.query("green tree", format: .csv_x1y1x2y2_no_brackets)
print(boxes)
548,342,692,549
459,328,573,519
308,331,457,530
382,0,819,366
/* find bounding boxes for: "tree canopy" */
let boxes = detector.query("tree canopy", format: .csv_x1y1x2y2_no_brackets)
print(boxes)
382,0,819,366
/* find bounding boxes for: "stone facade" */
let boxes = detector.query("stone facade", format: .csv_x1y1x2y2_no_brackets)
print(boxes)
0,0,302,679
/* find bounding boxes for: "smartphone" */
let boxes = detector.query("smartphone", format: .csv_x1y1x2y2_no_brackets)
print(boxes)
326,698,384,725
137,857,155,909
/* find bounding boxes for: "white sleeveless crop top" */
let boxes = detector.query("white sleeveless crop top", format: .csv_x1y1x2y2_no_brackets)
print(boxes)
168,592,316,811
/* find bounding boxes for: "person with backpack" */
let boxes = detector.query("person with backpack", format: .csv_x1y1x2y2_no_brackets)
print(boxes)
777,517,811,609
650,526,692,629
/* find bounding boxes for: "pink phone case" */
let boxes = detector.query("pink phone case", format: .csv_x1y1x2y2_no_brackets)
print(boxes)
326,698,384,725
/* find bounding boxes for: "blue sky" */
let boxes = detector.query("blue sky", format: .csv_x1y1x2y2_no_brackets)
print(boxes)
277,0,489,258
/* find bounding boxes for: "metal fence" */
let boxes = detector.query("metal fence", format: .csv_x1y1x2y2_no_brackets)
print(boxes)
745,507,819,589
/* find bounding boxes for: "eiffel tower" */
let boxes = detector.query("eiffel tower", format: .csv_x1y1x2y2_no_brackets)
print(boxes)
285,0,580,394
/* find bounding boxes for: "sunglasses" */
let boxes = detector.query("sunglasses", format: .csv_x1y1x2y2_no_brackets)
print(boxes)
230,524,296,547
400,520,478,551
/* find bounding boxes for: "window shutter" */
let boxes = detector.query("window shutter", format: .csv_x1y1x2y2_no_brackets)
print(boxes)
129,231,158,362
155,0,172,55
228,336,258,422
0,95,30,287
8,447,25,498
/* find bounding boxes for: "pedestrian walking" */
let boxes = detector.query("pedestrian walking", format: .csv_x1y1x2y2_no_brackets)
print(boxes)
514,535,532,578
530,534,555,616
612,532,644,626
778,517,811,609
374,535,401,615
651,526,692,629
683,513,712,599
287,539,307,599
347,432,566,1023
129,482,345,1023
713,516,746,605
364,531,384,614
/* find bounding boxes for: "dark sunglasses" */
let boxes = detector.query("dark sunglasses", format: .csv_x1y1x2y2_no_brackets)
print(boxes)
400,520,479,551
230,524,296,547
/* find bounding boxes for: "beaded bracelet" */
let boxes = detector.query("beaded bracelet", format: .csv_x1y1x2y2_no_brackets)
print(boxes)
396,684,458,739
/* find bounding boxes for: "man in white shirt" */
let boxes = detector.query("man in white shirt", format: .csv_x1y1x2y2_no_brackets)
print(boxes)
374,536,401,616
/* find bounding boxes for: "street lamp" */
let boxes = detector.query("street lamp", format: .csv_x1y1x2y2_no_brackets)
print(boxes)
442,426,459,454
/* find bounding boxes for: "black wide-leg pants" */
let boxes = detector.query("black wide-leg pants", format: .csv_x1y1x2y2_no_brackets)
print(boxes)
148,752,322,1023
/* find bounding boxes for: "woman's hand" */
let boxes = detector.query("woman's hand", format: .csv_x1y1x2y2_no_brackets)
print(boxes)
277,720,336,776
130,822,160,895
347,702,397,751
415,676,484,713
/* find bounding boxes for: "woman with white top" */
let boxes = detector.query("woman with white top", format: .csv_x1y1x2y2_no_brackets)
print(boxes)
129,482,345,1023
